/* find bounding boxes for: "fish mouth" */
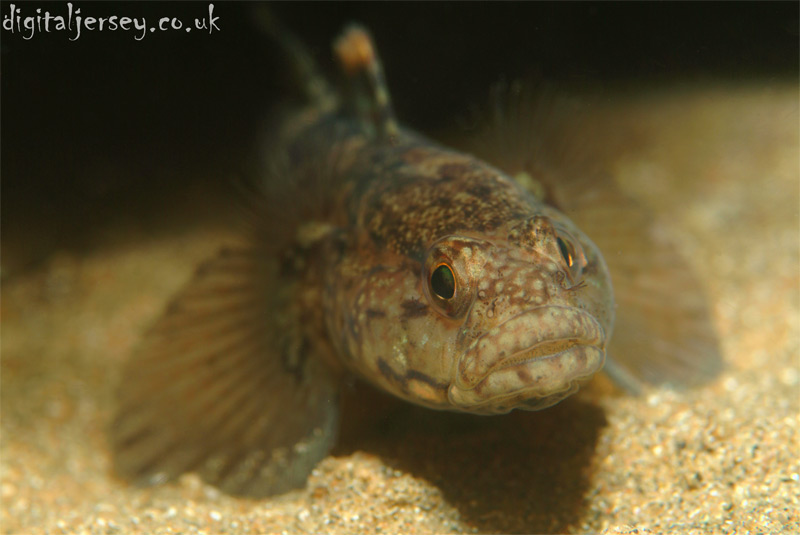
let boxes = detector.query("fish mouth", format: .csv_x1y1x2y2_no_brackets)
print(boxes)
448,306,606,414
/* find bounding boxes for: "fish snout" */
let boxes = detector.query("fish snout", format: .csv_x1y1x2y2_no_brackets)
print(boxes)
448,306,606,413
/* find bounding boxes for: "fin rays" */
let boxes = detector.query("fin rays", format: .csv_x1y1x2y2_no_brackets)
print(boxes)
460,81,723,389
112,246,340,497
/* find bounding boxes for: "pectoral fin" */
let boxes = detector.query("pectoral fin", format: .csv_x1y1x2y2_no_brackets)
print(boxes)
566,189,723,388
462,82,722,389
111,247,340,497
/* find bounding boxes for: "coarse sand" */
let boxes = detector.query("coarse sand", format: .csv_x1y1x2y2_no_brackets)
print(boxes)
2,82,798,534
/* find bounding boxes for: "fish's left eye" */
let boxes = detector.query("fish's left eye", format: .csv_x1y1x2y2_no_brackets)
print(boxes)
557,236,574,268
553,228,587,283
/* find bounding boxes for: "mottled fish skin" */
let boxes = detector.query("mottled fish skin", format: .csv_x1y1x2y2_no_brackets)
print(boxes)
273,30,615,414
459,81,723,390
111,23,617,497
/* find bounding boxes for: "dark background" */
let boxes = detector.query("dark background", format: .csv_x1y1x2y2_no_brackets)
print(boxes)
2,2,798,273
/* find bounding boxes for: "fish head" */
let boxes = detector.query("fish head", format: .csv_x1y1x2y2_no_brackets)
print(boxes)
434,209,614,414
334,206,613,415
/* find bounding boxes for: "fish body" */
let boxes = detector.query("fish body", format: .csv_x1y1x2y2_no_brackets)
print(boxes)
284,115,613,414
112,24,718,497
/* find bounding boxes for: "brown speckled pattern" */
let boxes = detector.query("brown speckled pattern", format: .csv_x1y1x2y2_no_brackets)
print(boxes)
2,83,795,535
283,115,615,413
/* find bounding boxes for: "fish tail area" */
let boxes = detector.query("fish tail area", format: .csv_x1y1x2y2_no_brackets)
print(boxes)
461,81,723,390
111,244,341,497
333,25,399,140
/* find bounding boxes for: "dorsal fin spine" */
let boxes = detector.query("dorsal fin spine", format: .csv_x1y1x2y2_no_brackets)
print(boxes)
333,25,399,140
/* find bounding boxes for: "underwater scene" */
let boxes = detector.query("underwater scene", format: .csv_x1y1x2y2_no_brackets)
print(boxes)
2,3,798,534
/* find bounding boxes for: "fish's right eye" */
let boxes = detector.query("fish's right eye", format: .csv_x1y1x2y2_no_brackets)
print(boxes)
423,237,484,319
430,263,456,300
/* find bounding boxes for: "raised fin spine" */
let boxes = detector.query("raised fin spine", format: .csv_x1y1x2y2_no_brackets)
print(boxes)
334,25,399,140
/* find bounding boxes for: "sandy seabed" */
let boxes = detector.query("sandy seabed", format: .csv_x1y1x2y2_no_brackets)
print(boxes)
2,82,798,534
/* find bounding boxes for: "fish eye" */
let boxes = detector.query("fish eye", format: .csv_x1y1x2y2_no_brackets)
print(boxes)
556,236,574,268
423,237,483,319
552,228,588,284
430,263,456,300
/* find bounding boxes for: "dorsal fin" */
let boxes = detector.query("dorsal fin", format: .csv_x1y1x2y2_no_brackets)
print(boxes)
333,25,399,140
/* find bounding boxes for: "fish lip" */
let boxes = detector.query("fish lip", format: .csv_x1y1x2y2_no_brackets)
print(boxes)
447,306,606,413
456,305,605,389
